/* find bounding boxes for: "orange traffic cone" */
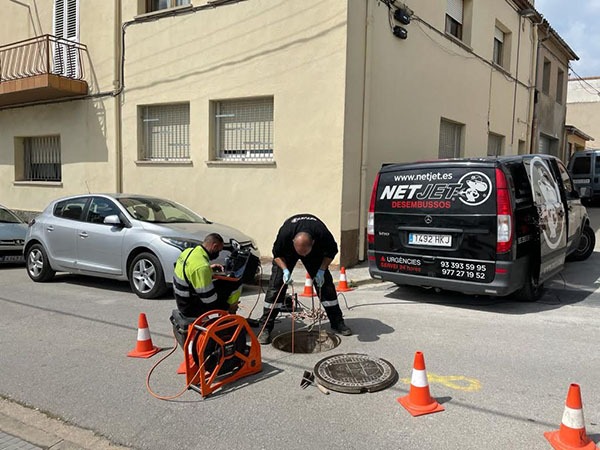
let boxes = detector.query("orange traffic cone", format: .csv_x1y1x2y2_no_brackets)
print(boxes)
299,272,317,297
336,267,354,292
544,383,598,450
127,313,160,358
177,359,186,374
397,351,445,416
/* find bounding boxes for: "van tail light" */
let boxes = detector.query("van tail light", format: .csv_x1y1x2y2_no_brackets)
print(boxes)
496,168,513,253
367,173,380,244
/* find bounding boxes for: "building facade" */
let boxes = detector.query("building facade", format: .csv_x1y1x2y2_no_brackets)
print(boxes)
0,0,576,266
567,77,600,152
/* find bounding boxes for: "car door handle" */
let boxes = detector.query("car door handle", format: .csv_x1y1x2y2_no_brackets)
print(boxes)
79,232,88,238
46,226,54,232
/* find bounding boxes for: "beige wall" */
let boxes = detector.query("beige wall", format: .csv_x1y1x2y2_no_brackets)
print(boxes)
119,0,349,260
340,0,535,262
0,0,118,211
567,78,600,150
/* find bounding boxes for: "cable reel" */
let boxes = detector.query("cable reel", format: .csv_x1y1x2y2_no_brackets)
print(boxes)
183,310,262,397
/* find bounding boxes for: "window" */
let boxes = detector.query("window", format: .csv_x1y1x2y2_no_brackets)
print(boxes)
571,155,591,175
439,118,463,159
542,58,551,94
445,0,463,40
86,197,121,225
18,136,62,182
54,198,88,221
213,97,274,162
556,68,564,104
146,0,190,13
555,161,573,195
53,0,80,78
487,133,504,156
493,27,504,66
140,103,190,161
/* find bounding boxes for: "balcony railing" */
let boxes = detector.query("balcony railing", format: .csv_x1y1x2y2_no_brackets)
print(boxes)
0,35,89,106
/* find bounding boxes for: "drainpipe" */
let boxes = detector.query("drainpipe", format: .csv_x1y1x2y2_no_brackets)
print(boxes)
357,0,373,262
510,15,522,152
114,0,123,193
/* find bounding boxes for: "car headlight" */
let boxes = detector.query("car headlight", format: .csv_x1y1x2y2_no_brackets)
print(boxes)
160,237,201,250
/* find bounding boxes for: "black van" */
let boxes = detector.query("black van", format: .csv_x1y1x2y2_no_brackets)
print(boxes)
567,149,600,202
368,155,595,301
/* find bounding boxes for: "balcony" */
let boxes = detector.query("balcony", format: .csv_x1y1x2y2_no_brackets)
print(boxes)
0,35,88,107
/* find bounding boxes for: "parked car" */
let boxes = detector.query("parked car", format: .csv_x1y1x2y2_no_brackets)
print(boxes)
24,194,260,299
567,149,600,203
0,204,27,264
368,155,595,301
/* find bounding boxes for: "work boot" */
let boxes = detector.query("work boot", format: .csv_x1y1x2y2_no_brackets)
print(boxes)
331,321,352,336
258,329,272,345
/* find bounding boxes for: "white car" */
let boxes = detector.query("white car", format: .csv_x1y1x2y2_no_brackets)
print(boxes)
24,194,260,298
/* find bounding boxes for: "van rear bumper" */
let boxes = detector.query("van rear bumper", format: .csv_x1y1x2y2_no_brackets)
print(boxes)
369,258,529,297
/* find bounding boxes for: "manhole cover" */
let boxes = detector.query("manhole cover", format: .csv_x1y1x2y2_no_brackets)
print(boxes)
271,330,340,354
313,353,398,393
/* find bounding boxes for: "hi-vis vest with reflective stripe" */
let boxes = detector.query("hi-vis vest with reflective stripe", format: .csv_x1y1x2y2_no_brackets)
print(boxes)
172,247,240,306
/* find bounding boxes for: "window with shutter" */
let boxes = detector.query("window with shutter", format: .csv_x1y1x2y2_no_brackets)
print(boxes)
445,0,464,40
53,0,79,78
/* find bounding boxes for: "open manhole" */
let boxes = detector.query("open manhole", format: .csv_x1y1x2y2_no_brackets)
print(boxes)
313,353,398,393
271,330,340,354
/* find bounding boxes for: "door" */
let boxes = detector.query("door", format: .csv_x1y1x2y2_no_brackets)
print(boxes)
76,197,126,275
523,156,567,282
44,197,89,269
53,0,80,77
553,160,584,253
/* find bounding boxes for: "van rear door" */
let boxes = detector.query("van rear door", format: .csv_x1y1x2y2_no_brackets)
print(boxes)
523,156,567,282
373,163,497,284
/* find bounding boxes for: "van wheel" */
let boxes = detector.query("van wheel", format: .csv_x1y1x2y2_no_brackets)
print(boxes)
567,225,596,262
516,271,543,302
128,252,168,299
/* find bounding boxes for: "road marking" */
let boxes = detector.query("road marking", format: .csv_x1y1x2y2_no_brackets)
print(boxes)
400,372,482,391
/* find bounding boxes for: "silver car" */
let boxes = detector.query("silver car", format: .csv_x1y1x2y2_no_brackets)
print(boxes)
24,194,259,298
0,204,27,264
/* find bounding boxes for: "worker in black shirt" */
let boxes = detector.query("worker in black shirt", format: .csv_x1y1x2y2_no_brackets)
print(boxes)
257,214,352,344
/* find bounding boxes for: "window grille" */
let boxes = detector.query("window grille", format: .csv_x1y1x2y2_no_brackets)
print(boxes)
140,103,190,161
214,97,274,162
439,119,462,159
24,136,62,182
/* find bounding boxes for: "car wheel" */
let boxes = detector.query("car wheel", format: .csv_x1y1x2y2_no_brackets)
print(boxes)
128,252,168,299
26,244,56,282
516,269,543,302
567,225,596,262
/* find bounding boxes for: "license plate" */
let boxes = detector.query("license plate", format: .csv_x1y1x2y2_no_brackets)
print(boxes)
408,233,452,247
0,255,24,263
573,179,590,184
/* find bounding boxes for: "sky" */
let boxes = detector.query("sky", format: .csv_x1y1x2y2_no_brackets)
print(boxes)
536,0,600,78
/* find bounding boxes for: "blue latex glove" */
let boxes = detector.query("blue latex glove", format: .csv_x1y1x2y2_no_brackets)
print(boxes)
282,268,293,285
314,269,325,288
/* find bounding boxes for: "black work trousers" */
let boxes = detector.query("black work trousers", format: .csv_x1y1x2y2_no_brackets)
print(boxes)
259,256,344,332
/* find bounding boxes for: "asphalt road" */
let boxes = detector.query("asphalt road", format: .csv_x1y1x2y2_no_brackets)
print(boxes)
1,208,600,450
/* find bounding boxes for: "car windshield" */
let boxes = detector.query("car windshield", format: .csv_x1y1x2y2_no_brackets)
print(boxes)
0,207,23,224
117,197,208,224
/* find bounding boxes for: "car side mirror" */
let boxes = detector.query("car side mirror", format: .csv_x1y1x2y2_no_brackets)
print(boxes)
104,215,123,226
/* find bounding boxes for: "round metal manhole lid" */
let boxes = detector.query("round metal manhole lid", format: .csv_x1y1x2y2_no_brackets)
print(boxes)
313,353,398,394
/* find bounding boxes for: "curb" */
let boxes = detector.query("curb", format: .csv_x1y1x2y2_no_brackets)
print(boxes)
0,397,129,450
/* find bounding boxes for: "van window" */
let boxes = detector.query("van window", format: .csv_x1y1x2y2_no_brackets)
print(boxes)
507,163,531,201
571,155,591,175
556,161,574,195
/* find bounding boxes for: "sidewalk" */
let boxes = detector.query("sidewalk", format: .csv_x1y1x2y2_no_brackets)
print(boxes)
0,397,129,450
258,259,376,287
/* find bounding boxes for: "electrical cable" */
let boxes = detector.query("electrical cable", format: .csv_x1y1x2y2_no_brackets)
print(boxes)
569,66,600,97
145,332,213,401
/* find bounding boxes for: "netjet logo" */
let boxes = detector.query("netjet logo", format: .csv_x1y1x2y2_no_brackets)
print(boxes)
379,170,493,208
